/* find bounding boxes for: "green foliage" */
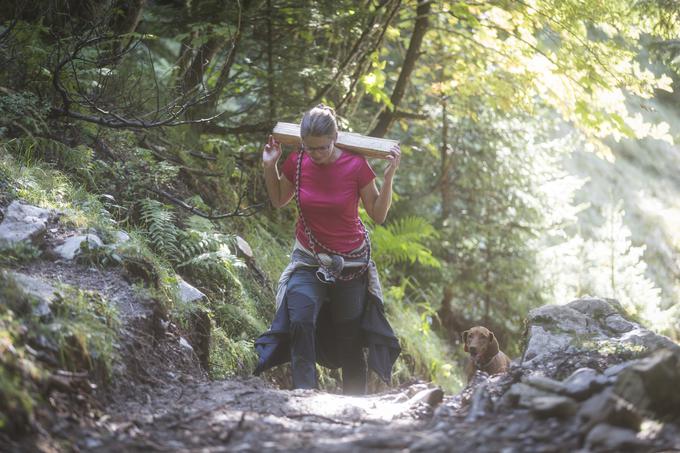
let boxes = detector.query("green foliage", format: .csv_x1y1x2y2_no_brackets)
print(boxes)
115,229,176,292
5,137,94,175
212,302,265,340
0,91,49,137
544,201,666,330
0,143,117,233
209,327,257,379
2,0,680,393
0,242,42,266
45,286,120,373
139,198,183,260
0,273,119,433
370,216,440,268
384,282,463,393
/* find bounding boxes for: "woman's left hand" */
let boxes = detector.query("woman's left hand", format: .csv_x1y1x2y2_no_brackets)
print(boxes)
384,143,401,181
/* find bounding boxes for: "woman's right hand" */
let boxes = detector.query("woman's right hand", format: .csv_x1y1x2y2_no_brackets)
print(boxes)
262,135,282,168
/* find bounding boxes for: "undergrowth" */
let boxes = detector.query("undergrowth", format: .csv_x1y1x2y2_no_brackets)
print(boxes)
384,281,465,393
0,272,119,434
0,103,457,399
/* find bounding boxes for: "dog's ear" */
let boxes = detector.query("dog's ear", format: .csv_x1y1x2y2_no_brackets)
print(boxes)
487,331,500,356
462,330,469,352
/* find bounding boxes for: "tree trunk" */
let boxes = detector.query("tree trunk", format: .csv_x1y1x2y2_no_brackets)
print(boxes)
369,0,430,138
266,0,276,123
109,0,146,56
182,35,224,93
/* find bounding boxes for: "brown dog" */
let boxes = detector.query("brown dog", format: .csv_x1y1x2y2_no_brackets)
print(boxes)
463,326,511,383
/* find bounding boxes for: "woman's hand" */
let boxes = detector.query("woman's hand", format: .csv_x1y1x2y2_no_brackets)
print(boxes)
383,143,401,181
263,135,282,168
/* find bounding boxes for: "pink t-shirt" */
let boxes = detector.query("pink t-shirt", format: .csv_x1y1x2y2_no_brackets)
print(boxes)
281,148,376,254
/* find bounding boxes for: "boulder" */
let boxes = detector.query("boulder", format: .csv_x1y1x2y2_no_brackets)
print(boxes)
235,235,253,260
578,388,642,434
178,278,206,303
616,327,680,356
522,374,566,395
54,234,103,260
502,383,556,409
4,271,58,319
613,349,680,417
522,297,679,368
527,304,591,333
0,201,52,245
567,297,623,319
521,325,573,365
562,368,609,400
604,314,636,334
113,230,130,244
530,395,578,419
584,423,650,452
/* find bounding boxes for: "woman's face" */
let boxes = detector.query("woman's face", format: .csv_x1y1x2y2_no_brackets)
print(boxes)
302,135,336,164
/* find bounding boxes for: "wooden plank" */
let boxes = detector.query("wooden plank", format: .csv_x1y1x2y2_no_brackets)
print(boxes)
272,122,397,159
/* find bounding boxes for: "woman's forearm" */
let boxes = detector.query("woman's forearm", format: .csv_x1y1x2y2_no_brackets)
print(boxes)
372,178,393,224
264,164,284,208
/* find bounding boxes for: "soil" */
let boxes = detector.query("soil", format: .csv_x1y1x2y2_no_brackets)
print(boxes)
1,250,442,452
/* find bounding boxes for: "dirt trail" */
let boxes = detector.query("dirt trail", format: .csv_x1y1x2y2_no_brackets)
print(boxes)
6,259,443,452
64,377,438,452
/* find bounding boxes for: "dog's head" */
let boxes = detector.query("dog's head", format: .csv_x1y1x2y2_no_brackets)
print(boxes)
462,326,499,364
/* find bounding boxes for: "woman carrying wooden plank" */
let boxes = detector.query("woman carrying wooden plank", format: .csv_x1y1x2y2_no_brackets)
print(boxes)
254,104,401,395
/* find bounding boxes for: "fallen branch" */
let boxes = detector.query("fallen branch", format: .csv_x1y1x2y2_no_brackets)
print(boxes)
287,413,355,426
150,187,264,219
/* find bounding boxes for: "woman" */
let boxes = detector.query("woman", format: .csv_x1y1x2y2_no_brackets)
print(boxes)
255,104,401,394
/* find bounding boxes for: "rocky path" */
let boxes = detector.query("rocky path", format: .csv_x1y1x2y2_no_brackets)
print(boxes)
63,378,443,452
0,201,444,452
3,200,680,453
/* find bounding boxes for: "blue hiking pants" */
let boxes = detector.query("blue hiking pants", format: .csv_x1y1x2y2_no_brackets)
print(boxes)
286,267,367,395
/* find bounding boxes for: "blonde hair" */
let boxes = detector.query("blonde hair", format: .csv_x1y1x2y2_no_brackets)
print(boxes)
300,104,338,138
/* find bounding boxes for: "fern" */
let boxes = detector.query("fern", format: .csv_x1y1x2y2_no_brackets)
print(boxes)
139,198,182,260
372,216,441,268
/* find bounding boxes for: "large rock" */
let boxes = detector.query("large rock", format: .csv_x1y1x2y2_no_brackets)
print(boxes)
530,395,578,419
0,201,53,245
577,388,642,433
178,278,206,303
235,235,253,260
528,303,591,333
113,230,130,244
3,271,58,319
567,297,623,319
54,234,103,260
584,423,650,452
613,349,680,417
521,325,574,365
562,368,609,400
522,297,679,367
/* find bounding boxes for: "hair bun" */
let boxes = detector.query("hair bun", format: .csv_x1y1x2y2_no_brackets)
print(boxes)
315,103,336,117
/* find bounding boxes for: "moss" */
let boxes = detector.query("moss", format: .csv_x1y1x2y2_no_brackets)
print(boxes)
44,286,120,375
212,302,265,339
209,327,257,379
384,287,465,393
0,242,42,267
0,273,121,436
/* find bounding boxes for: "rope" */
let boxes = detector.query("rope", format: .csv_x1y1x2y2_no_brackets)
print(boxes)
294,147,370,281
